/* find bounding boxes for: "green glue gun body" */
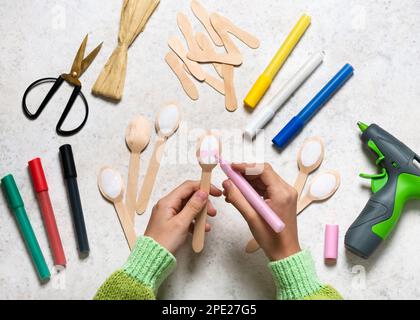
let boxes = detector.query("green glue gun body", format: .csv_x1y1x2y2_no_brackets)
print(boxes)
345,122,420,258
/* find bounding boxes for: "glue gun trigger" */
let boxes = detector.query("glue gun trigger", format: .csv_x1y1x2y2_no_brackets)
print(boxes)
359,168,389,193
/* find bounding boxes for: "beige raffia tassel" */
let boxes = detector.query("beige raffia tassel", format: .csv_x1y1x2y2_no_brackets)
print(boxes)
92,0,160,101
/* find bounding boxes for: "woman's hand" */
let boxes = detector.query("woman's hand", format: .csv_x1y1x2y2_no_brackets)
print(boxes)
145,180,222,254
222,163,301,261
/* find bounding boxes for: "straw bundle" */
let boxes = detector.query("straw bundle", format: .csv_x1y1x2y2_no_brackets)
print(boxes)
92,0,160,101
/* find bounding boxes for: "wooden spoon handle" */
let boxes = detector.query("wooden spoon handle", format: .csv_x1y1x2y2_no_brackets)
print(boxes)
294,171,308,199
127,152,140,221
136,138,166,215
297,195,312,215
245,238,261,253
192,169,212,253
114,200,137,250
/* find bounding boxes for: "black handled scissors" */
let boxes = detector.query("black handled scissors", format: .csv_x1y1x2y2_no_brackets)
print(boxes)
22,35,102,136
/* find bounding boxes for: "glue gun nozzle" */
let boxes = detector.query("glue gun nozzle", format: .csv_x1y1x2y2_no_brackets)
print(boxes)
358,122,369,133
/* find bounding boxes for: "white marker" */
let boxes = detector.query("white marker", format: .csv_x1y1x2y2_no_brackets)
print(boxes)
244,52,325,139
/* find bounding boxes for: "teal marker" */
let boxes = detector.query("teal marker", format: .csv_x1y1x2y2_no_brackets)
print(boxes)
1,174,50,281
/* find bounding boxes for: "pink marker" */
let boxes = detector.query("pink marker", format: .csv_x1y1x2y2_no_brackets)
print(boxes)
218,157,285,233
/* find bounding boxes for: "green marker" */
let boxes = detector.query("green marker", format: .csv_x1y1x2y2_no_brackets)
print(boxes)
1,174,50,281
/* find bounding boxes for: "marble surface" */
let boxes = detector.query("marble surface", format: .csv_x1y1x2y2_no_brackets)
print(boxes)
1,0,420,300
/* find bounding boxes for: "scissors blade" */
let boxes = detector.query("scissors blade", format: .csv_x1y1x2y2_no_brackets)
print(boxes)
70,35,88,77
80,42,103,76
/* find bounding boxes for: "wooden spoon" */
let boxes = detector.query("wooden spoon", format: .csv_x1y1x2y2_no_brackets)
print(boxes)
98,167,137,250
125,116,151,221
136,104,181,214
297,171,341,214
192,132,221,253
294,137,325,198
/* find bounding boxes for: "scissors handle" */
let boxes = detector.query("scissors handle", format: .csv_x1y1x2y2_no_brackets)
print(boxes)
56,86,89,137
22,76,89,137
23,77,64,120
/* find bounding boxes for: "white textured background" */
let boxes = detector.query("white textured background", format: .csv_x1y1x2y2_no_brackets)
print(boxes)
1,0,420,300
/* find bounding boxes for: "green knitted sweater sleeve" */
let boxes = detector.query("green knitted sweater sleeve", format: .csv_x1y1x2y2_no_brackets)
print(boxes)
94,236,176,300
269,250,343,300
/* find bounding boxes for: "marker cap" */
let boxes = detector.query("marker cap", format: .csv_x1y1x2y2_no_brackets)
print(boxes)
244,109,275,139
244,74,272,109
324,224,339,260
59,144,77,179
28,158,48,193
272,116,305,149
1,174,24,210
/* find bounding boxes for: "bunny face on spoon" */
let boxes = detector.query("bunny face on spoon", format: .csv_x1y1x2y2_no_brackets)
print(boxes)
197,133,221,168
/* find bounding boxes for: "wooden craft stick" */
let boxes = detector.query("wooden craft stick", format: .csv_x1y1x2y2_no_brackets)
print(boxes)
168,36,206,81
177,12,202,53
187,14,242,66
211,13,260,49
195,32,224,78
183,64,225,95
222,64,237,112
165,52,199,100
191,0,223,47
187,45,242,66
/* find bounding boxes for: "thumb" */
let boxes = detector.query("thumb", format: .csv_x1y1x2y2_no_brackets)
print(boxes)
178,190,208,223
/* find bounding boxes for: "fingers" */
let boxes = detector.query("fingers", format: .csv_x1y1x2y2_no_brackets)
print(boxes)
231,163,288,189
222,180,267,232
170,180,222,200
189,222,212,234
207,201,217,217
160,180,222,211
177,190,208,223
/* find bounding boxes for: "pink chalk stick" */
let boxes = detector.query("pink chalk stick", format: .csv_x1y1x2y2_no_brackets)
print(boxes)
324,224,339,260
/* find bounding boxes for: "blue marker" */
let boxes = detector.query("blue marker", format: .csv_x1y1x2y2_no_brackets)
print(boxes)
272,64,354,149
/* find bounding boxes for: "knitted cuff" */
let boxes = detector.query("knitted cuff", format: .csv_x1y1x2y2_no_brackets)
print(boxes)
123,237,176,294
269,250,323,300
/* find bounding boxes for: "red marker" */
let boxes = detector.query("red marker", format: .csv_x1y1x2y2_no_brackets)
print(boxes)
28,158,66,268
